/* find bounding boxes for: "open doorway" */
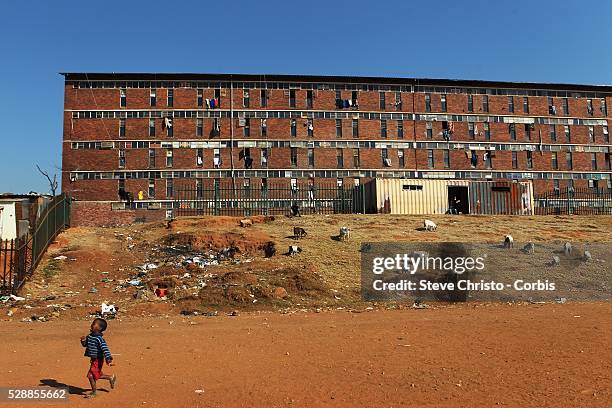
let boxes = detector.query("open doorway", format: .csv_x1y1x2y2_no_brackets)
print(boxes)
448,186,469,214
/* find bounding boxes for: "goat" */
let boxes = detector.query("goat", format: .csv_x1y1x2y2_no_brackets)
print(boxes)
239,218,253,228
288,245,302,256
583,244,592,262
423,219,437,232
563,242,572,256
339,226,351,241
293,227,307,239
551,255,561,266
523,242,535,254
290,203,301,217
504,235,514,249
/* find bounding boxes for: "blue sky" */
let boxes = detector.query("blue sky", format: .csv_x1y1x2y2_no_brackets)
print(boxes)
1,0,610,193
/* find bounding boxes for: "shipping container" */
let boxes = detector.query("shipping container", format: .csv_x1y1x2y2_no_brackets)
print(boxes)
365,178,533,215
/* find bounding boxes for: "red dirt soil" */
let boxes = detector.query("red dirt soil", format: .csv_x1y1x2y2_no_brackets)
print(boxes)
0,303,610,407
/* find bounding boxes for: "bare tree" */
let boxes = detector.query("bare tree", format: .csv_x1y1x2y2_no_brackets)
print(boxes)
36,165,58,196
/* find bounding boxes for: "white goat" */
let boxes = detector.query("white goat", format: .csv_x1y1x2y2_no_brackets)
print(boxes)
424,219,437,232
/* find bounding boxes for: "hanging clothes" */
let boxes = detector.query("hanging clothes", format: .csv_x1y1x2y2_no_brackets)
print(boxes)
470,151,478,167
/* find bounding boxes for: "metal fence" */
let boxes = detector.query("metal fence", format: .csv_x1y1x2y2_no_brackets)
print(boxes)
1,194,71,294
535,187,612,215
174,181,365,217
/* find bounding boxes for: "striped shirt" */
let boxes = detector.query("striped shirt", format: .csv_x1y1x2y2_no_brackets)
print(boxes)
82,333,112,361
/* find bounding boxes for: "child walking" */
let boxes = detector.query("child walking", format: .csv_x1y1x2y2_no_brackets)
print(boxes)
80,318,117,398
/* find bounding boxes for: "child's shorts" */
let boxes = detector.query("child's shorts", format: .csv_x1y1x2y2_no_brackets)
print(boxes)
87,358,105,380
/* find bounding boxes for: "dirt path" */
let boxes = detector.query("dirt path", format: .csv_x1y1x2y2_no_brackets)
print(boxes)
0,303,610,407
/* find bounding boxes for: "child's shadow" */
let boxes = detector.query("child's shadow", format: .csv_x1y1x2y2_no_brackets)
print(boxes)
39,378,106,395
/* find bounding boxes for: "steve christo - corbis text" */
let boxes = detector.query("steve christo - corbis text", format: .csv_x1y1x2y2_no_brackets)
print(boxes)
370,253,556,292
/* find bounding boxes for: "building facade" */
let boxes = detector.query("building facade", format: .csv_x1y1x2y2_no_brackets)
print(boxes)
61,73,611,218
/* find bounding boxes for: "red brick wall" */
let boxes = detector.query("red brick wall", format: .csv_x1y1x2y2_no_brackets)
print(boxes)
71,201,165,227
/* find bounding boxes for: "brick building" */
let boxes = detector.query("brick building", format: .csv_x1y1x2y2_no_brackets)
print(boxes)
61,73,611,222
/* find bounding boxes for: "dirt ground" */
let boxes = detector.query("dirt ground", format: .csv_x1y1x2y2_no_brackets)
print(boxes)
0,215,610,406
0,304,610,407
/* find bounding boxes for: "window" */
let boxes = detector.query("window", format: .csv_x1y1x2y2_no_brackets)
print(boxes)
441,94,447,112
307,148,314,167
118,149,125,168
166,179,173,198
600,98,607,115
553,179,560,191
467,95,473,112
197,118,203,136
587,99,593,115
352,91,358,106
290,147,298,166
483,122,490,140
508,96,514,113
196,148,203,167
261,178,268,192
395,92,402,110
150,89,156,106
289,89,296,108
606,153,611,170
484,150,492,169
243,178,251,193
148,179,155,198
379,92,386,109
118,179,125,193
243,118,250,137
243,89,250,108
588,179,599,190
336,148,344,168
353,148,360,167
512,151,518,169
426,121,433,139
549,124,556,142
336,119,342,138
525,123,533,141
243,148,252,169
587,125,595,143
260,89,268,107
214,89,221,105
290,119,297,137
397,120,403,138
213,149,221,168
591,153,598,170
261,148,268,167
551,152,558,169
381,148,390,166
196,179,203,198
166,118,173,137
427,150,434,168
380,119,387,138
568,179,574,191
307,119,314,137
212,118,220,137
468,122,475,139
548,97,555,115
119,118,126,137
523,97,529,113
197,89,204,107
526,151,533,169
398,149,405,167
149,119,155,137
443,150,450,169
566,152,573,170
306,90,313,109
564,125,570,142
261,119,267,137
167,89,173,107
482,95,489,112
509,124,516,140
166,149,173,168
148,149,155,168
425,93,431,112
604,125,609,143
562,98,569,115
352,119,359,137
120,89,127,107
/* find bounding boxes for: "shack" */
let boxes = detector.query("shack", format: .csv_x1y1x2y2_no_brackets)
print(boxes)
365,178,533,215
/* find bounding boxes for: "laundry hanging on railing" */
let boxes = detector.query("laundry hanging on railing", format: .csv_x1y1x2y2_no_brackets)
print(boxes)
205,98,220,109
162,117,172,129
336,99,358,109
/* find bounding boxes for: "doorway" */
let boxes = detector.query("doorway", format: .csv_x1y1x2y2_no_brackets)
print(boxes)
448,186,469,214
